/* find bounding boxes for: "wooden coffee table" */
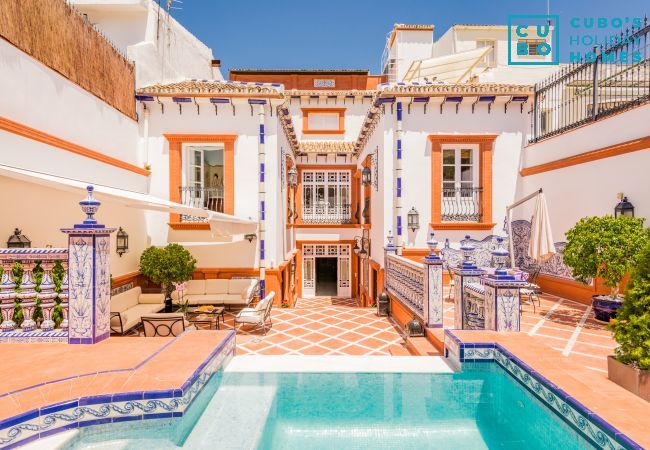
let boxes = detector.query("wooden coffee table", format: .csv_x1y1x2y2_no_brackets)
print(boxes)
186,306,225,330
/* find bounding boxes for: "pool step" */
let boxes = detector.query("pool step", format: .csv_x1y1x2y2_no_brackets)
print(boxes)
182,385,277,449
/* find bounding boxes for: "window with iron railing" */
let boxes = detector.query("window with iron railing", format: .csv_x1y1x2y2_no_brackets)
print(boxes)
301,170,352,224
180,144,226,222
441,146,482,222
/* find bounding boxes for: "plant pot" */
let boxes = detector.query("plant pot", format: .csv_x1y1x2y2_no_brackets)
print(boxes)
607,356,650,401
591,295,623,322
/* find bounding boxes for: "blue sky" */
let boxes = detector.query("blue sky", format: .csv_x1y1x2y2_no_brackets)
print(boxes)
171,0,649,74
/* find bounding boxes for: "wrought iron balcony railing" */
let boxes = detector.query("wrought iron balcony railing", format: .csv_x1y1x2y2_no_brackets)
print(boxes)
442,187,482,222
302,203,352,224
179,186,224,222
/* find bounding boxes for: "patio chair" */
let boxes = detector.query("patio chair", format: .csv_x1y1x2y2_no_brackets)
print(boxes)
234,292,275,335
520,265,542,312
445,263,455,301
141,313,194,337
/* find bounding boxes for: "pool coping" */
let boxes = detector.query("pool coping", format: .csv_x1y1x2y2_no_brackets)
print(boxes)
444,329,643,450
0,331,236,449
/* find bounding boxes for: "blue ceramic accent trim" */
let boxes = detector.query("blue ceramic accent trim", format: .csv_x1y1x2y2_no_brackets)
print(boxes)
396,139,402,159
443,330,642,450
0,332,235,449
396,177,401,197
396,216,402,236
260,240,265,260
396,101,403,120
260,163,265,182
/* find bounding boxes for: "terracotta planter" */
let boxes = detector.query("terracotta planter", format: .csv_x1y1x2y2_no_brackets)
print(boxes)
592,295,623,322
607,356,650,401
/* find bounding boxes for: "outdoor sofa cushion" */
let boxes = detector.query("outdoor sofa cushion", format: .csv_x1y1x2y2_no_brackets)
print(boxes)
110,286,165,334
172,278,258,306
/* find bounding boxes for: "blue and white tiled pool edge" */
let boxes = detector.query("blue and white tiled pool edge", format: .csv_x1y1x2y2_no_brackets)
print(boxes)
0,331,236,449
444,329,643,450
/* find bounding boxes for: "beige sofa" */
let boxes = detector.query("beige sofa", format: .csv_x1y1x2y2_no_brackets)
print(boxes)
110,287,165,335
172,278,258,308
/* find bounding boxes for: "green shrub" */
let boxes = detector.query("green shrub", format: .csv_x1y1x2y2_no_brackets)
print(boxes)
139,244,196,297
609,242,650,370
563,216,648,298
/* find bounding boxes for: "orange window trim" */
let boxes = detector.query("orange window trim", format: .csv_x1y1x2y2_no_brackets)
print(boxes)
301,108,346,135
0,115,149,176
520,135,650,177
165,134,237,226
429,134,497,230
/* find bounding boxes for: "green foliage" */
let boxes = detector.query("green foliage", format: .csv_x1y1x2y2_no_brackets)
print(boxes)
139,244,196,296
609,242,650,370
563,216,648,298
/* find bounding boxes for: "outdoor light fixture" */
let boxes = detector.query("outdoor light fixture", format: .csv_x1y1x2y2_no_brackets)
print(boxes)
407,207,420,232
361,165,372,186
116,227,129,257
614,193,634,218
354,233,370,259
406,315,424,337
244,233,257,243
6,228,30,248
288,166,298,187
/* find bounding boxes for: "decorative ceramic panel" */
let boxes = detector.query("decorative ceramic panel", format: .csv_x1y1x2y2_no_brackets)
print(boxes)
484,286,496,330
496,288,520,331
94,235,111,340
68,236,93,341
427,265,443,327
314,79,335,88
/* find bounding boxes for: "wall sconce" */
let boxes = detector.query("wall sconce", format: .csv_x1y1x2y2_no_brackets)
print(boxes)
407,207,420,232
361,165,372,186
288,167,298,187
116,227,129,257
6,228,31,248
614,193,634,218
244,233,257,243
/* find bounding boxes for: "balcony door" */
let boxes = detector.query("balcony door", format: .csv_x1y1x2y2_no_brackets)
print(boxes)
302,170,351,224
183,144,225,213
441,145,481,222
302,244,351,298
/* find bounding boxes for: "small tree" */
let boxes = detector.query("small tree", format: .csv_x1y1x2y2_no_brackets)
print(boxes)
609,242,650,370
563,216,648,299
139,244,196,298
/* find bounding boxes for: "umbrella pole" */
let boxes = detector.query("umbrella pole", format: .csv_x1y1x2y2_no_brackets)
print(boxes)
505,188,543,268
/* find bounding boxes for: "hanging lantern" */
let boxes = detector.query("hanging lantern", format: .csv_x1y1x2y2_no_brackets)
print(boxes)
288,167,298,187
361,166,372,186
407,207,420,232
614,194,634,218
406,315,424,337
116,227,129,257
6,228,30,248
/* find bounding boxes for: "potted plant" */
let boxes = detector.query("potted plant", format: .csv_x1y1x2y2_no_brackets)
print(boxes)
607,241,650,400
139,244,196,312
563,215,648,322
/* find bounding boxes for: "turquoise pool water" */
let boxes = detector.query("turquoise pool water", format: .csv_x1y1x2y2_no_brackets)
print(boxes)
67,363,596,449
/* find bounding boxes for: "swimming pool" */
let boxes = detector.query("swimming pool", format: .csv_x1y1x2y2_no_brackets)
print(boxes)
65,362,596,449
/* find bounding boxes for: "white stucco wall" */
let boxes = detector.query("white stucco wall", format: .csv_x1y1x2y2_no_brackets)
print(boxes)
289,100,371,142
0,38,146,193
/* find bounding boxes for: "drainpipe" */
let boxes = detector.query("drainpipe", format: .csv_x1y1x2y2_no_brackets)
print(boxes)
258,103,266,299
143,108,150,167
395,101,403,256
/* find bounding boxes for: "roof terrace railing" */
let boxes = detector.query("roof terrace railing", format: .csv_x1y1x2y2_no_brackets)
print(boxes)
530,19,650,143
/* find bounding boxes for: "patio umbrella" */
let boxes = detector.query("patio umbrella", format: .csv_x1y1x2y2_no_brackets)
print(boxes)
528,192,556,262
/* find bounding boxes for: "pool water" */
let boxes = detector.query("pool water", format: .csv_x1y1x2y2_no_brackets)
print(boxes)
67,363,595,449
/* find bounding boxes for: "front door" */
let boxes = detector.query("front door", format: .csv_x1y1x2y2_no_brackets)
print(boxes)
316,257,338,296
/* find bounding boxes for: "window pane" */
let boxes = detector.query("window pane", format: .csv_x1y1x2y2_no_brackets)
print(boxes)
460,183,473,197
194,167,201,182
443,166,455,181
460,149,472,164
327,186,336,207
460,165,472,181
304,186,313,207
340,186,349,204
340,258,349,282
443,182,455,194
193,151,201,165
316,186,325,203
307,113,339,130
442,149,455,164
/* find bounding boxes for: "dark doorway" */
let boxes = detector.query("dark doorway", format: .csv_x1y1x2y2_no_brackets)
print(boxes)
316,257,338,296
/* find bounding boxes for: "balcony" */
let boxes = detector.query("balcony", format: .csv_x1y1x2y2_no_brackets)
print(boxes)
302,203,352,225
179,186,223,221
442,187,482,222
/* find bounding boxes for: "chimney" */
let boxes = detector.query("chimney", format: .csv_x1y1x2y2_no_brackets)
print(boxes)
211,59,222,80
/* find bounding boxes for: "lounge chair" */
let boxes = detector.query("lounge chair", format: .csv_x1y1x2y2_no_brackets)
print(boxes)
141,313,194,337
234,292,275,334
520,265,542,312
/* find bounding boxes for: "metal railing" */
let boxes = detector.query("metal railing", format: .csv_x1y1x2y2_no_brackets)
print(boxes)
385,254,425,318
530,20,650,142
302,203,352,224
179,186,224,221
442,187,482,222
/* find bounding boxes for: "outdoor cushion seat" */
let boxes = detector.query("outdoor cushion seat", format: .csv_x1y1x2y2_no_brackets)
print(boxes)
235,292,275,334
110,287,165,335
172,278,258,307
141,313,195,337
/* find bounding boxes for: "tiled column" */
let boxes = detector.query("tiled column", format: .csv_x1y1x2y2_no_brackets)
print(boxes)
59,260,69,331
451,235,485,330
482,278,525,332
423,233,444,328
395,101,403,255
61,186,115,344
256,101,266,299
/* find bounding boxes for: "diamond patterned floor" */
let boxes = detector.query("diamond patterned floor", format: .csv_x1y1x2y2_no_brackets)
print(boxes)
212,297,406,356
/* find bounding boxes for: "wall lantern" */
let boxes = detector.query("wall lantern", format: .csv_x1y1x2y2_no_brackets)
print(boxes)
614,193,634,218
288,167,298,187
406,315,424,337
407,207,420,232
6,228,31,248
116,227,129,257
244,233,257,243
361,166,372,186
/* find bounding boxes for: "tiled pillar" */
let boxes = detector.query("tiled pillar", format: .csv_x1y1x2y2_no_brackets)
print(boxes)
422,233,444,328
451,266,485,330
394,101,403,255
61,186,115,344
483,278,525,332
256,101,267,299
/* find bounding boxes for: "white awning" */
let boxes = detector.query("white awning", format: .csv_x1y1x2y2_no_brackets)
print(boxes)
0,164,256,234
403,47,492,83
